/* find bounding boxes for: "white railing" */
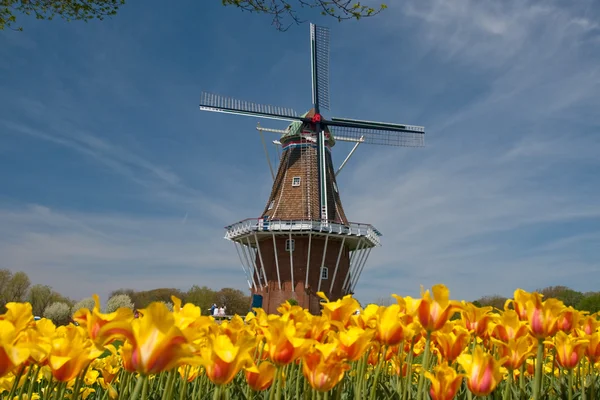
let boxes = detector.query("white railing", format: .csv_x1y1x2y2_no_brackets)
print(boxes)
224,218,381,246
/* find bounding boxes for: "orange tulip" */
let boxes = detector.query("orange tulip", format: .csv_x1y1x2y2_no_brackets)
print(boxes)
302,343,350,392
245,361,276,391
424,362,464,400
119,302,191,375
457,346,505,396
546,331,588,370
417,284,460,333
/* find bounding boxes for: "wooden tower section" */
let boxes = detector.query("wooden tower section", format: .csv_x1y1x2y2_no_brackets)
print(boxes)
224,113,381,315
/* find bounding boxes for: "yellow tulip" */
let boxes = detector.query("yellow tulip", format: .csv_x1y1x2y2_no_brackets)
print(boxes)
72,294,134,348
492,335,536,370
317,292,360,330
245,361,276,391
119,301,191,375
424,362,464,400
545,331,589,370
302,342,350,392
526,296,563,339
0,302,34,333
432,324,470,363
260,318,311,366
0,320,30,377
460,302,496,338
48,325,103,382
376,304,408,346
198,333,256,385
457,346,505,396
556,307,581,333
417,284,460,333
491,309,529,343
337,326,375,361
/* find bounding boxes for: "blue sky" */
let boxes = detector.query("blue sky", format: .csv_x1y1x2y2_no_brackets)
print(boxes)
1,0,599,305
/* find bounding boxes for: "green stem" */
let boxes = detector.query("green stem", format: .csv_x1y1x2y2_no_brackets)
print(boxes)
368,345,386,400
532,338,544,400
191,374,200,400
416,332,432,400
403,341,415,400
275,366,283,400
17,364,35,399
130,374,146,400
27,364,41,400
502,370,512,400
72,362,91,400
568,368,574,400
141,375,149,400
213,384,223,400
180,366,191,400
8,365,26,400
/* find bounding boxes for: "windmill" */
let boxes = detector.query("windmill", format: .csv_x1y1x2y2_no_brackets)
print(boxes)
199,24,425,314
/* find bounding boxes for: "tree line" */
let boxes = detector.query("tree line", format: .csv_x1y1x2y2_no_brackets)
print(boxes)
0,269,251,323
472,285,600,313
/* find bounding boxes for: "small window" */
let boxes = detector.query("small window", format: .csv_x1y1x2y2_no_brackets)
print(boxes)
285,239,295,252
292,177,301,187
321,266,329,280
333,182,338,193
268,201,275,210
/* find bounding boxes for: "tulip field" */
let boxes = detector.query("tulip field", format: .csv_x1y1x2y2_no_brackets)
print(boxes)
1,285,599,400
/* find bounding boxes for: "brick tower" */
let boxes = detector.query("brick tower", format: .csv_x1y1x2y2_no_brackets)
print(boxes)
199,24,425,314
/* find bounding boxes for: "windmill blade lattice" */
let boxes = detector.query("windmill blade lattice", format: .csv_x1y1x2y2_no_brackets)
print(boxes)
310,24,330,111
328,125,424,147
200,92,300,122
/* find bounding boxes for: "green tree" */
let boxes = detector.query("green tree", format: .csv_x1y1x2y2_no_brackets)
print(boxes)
26,284,72,316
577,292,600,314
1,0,124,31
3,271,31,304
215,288,251,316
537,286,584,308
185,285,217,316
474,295,507,311
223,0,387,30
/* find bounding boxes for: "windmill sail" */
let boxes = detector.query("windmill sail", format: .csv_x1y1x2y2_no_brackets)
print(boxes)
199,92,299,122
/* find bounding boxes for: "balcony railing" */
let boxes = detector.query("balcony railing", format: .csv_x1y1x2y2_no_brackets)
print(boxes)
224,218,382,246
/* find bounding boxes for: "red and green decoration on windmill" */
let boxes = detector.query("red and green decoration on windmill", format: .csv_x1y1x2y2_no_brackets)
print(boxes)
199,24,425,314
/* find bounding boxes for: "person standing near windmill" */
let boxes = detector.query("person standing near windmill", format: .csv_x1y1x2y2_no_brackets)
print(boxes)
199,24,425,314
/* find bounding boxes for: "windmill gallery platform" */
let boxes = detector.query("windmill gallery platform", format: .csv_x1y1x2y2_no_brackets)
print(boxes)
199,24,425,315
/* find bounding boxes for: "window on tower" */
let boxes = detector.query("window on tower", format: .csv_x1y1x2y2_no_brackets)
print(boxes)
292,176,301,187
285,239,295,252
321,266,329,280
268,200,275,210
